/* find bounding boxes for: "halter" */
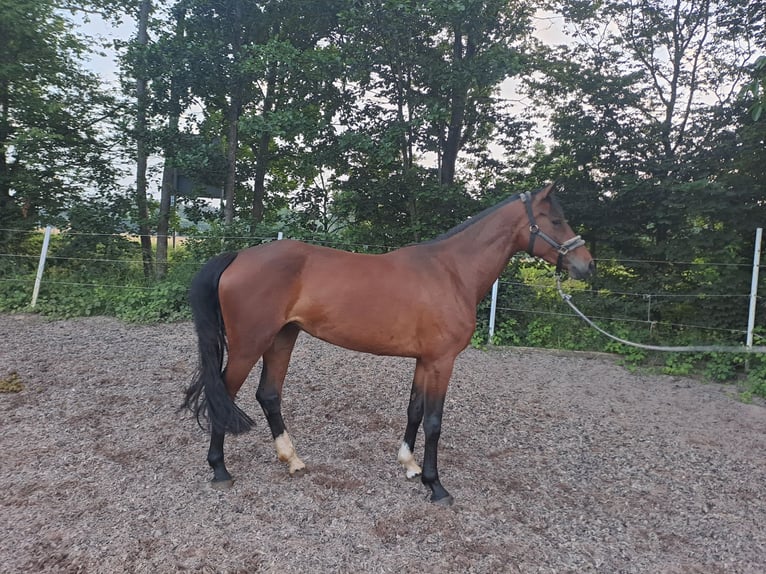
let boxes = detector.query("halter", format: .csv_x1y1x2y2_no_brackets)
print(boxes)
520,191,585,274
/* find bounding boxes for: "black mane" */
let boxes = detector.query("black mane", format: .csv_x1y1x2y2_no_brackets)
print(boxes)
425,184,553,244
424,194,521,244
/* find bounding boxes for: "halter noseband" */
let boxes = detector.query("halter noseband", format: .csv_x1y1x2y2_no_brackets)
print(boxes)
520,191,585,274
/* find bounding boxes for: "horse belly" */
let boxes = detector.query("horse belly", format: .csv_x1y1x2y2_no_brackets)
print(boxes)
288,253,470,357
290,289,428,357
294,291,469,359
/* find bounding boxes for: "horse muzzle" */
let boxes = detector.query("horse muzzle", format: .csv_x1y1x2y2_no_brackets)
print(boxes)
566,257,596,280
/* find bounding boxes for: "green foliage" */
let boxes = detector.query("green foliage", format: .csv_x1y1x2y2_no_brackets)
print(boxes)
525,318,554,347
0,280,33,312
0,0,120,229
335,166,478,246
490,317,522,346
744,358,766,400
112,281,191,323
662,353,698,377
180,219,280,264
22,278,189,322
604,340,648,369
703,353,741,382
741,56,766,121
524,0,766,338
470,330,487,350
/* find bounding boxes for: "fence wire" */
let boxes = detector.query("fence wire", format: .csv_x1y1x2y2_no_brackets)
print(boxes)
0,227,762,345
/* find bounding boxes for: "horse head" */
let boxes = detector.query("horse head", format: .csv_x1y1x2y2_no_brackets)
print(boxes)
521,183,595,280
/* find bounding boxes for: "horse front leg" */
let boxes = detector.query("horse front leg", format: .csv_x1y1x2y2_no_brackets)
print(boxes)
398,358,455,504
420,357,455,505
397,366,425,479
421,394,451,504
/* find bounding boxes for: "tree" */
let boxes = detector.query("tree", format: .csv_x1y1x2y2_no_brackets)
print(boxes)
153,4,188,278
526,0,766,329
742,55,766,120
0,0,119,237
176,0,289,225
533,0,763,247
334,0,536,244
424,0,533,185
133,0,154,277
237,0,346,228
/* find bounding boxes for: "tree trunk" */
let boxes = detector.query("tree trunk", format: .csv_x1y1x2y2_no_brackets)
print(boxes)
135,0,153,279
251,64,277,227
222,2,244,224
0,92,16,226
223,96,239,224
156,8,185,279
251,133,267,226
156,162,174,279
439,24,471,186
0,83,11,207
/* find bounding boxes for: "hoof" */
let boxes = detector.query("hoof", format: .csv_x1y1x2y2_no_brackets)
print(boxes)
289,465,307,477
406,470,422,481
431,494,455,507
210,478,234,491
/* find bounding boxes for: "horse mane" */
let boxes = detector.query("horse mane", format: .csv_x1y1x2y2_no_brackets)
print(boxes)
425,185,552,244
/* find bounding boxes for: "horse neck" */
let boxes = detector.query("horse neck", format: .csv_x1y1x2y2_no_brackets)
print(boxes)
435,199,528,304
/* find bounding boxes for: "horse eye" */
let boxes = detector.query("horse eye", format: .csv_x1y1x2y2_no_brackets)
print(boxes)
551,218,563,226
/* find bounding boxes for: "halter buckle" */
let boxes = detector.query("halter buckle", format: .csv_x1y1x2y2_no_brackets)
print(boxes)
559,235,584,255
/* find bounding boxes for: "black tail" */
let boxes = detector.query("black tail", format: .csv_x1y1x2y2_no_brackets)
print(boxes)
183,251,254,435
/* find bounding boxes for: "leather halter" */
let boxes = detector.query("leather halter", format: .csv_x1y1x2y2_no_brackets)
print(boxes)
520,191,585,274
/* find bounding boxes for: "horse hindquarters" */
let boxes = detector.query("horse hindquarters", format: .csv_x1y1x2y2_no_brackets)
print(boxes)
185,251,258,488
184,251,254,436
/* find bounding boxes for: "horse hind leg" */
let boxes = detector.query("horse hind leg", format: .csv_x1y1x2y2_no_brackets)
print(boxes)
206,349,261,489
256,323,306,475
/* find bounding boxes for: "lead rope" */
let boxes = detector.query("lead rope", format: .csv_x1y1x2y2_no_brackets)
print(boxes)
555,275,766,354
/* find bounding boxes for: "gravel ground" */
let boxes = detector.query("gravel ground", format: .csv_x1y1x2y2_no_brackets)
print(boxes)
0,313,764,574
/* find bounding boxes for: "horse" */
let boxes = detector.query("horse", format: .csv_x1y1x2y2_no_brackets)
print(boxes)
183,182,595,505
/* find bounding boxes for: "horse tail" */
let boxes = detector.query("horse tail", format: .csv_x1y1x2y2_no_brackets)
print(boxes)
183,251,254,435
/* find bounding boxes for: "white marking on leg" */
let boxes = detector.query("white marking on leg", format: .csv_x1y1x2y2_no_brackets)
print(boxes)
397,442,422,479
275,432,306,475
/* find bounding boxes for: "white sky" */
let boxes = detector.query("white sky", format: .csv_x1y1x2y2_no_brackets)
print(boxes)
75,13,134,85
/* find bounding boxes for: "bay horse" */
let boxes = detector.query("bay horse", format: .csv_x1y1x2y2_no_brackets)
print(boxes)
183,182,594,505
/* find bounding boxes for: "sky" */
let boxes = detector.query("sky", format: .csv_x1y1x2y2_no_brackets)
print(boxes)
75,12,135,86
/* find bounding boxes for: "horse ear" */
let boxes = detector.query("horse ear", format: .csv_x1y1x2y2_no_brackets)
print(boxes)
539,182,556,198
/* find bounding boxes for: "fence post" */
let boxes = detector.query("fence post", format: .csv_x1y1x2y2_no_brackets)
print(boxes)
277,231,283,240
31,225,52,308
488,279,499,344
746,227,762,349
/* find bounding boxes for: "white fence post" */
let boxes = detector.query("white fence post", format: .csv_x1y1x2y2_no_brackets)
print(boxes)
31,225,52,308
746,227,762,349
488,278,499,344
277,231,283,240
